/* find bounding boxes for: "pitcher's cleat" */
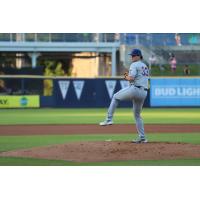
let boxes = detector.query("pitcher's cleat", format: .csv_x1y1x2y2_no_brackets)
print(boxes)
132,137,148,143
99,120,113,126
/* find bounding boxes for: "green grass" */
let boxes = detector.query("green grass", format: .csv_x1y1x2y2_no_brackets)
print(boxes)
151,64,200,76
1,157,200,166
0,108,199,166
0,133,200,166
86,159,200,166
0,157,76,166
0,108,200,125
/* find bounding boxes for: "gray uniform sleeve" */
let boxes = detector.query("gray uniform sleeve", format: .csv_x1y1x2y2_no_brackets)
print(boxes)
128,63,137,78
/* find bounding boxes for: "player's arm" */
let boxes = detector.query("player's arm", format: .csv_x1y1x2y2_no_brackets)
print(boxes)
124,64,136,81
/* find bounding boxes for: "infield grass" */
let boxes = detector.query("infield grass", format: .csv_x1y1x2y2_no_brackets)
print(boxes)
0,108,200,166
0,108,200,125
1,157,200,166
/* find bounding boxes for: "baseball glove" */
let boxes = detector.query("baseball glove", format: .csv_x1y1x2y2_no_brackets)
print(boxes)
124,72,128,79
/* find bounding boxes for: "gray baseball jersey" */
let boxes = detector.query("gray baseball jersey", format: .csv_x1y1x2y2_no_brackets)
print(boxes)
129,60,149,88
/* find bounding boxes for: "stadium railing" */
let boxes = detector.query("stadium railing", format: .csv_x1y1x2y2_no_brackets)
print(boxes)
0,33,117,43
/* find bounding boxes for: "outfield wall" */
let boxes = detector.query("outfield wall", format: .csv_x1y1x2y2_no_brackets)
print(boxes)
43,78,150,108
1,76,200,108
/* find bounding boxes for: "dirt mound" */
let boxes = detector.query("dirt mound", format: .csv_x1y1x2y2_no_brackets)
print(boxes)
1,141,200,162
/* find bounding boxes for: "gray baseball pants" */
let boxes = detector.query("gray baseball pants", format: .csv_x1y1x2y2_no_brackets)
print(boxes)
106,85,147,139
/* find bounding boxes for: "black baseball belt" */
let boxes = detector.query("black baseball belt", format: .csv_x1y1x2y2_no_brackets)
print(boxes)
135,85,148,91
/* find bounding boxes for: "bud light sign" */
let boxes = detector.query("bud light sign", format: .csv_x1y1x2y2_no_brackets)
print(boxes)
150,78,200,106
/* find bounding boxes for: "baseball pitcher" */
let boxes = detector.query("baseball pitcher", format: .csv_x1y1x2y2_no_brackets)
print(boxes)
100,49,149,143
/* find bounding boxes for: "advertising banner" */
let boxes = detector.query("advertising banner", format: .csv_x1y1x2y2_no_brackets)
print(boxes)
51,78,150,108
0,95,40,108
150,78,200,106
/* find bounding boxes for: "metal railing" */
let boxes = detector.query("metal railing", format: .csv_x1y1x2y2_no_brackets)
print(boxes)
1,33,200,46
0,33,119,43
121,33,200,46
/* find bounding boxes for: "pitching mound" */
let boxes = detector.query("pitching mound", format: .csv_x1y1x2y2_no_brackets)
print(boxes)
1,141,200,162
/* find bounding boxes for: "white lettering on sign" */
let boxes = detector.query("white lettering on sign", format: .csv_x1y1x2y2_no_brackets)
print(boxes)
177,88,200,96
155,88,176,96
154,87,200,97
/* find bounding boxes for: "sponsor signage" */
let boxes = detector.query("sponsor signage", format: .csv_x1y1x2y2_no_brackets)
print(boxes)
0,96,40,108
150,78,200,106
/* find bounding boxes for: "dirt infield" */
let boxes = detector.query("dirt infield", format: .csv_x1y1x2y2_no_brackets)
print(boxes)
1,141,200,162
0,124,200,136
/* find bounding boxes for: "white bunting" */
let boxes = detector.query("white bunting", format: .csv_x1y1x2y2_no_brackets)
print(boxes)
58,81,70,100
105,80,117,99
120,80,129,89
73,81,85,100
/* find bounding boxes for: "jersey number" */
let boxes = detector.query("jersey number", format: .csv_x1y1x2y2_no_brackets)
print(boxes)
142,67,149,76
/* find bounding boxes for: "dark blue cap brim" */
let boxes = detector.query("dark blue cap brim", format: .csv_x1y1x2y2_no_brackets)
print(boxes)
129,54,139,56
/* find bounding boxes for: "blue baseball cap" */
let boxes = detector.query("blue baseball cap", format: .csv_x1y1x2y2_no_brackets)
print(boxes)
129,49,142,57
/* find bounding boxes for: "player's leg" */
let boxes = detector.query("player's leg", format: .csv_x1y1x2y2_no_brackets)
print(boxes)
100,86,135,125
132,90,147,143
